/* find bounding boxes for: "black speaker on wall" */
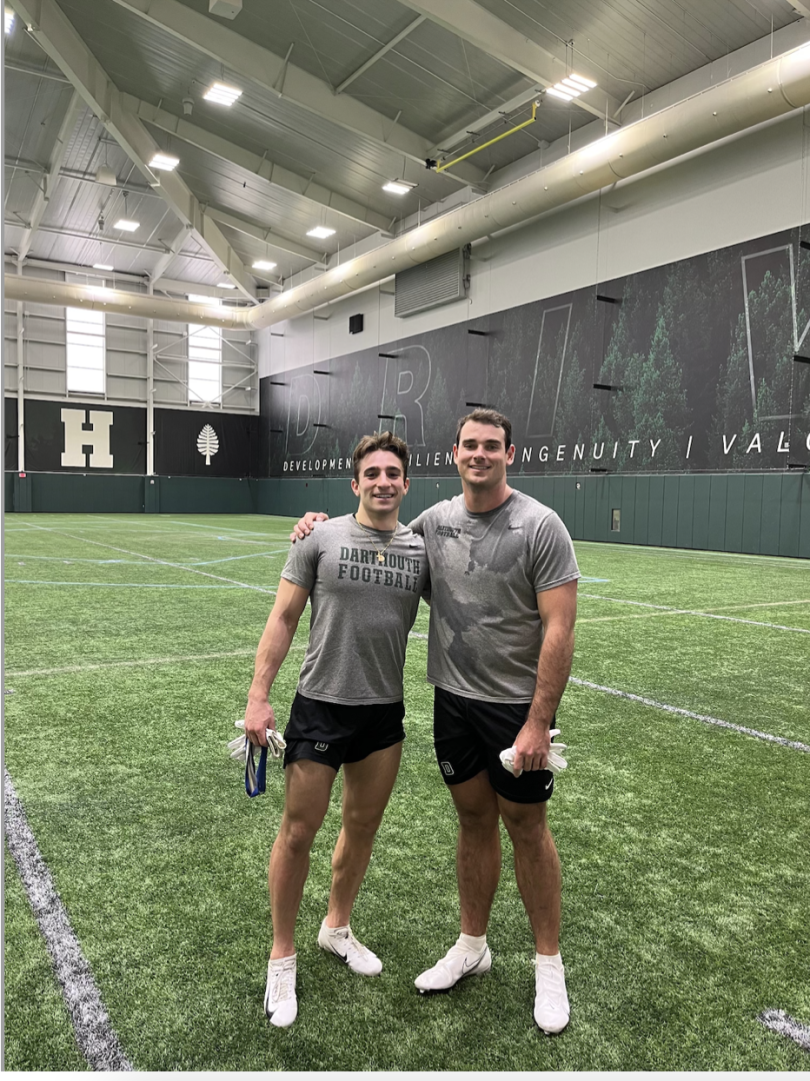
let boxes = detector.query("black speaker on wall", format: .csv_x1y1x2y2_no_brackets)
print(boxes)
349,313,364,335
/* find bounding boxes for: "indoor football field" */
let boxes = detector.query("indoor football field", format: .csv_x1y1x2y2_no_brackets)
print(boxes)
3,512,809,1072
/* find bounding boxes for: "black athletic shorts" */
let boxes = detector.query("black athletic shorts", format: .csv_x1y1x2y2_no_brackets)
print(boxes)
433,685,555,804
283,691,406,772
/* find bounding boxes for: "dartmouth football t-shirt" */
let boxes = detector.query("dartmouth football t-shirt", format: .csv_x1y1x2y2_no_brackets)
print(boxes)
409,491,579,703
280,514,429,705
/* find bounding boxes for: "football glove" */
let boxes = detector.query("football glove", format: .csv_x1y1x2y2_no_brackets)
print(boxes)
228,719,287,798
500,729,567,778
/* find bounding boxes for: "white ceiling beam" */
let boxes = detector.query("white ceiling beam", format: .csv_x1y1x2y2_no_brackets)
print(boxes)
16,90,83,263
106,0,484,185
127,96,393,234
149,222,193,284
397,0,621,125
335,15,426,94
9,0,257,302
4,219,209,259
204,206,328,269
787,2,810,18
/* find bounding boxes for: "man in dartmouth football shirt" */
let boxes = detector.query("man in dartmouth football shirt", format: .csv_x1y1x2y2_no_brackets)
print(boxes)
244,431,429,1028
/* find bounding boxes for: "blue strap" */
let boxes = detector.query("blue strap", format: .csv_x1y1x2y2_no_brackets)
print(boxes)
244,742,268,797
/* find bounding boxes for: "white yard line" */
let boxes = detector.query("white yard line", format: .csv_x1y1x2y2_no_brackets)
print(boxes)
576,541,810,569
578,594,810,634
6,580,257,589
758,1009,810,1051
4,769,134,1071
17,522,277,596
568,677,810,753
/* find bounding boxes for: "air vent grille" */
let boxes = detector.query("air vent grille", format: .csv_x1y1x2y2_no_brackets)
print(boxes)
394,248,467,317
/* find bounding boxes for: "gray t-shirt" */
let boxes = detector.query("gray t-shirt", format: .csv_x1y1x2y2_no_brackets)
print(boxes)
409,491,579,703
281,514,429,705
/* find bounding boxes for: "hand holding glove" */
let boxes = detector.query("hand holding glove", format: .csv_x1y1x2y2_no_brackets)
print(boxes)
500,729,568,778
227,719,287,797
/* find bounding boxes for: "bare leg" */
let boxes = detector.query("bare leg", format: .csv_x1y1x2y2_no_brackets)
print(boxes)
447,771,501,936
326,741,402,927
498,797,561,954
269,759,336,959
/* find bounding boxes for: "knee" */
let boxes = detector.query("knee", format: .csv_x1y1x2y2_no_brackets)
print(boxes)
279,814,320,855
341,805,383,842
500,806,546,847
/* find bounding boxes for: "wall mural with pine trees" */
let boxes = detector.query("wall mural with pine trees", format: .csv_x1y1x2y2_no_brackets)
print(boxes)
262,224,810,477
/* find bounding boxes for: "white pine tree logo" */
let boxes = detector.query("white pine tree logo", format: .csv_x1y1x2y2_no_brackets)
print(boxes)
197,424,220,466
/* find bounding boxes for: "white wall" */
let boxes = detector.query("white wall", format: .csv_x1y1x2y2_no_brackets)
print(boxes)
260,107,810,378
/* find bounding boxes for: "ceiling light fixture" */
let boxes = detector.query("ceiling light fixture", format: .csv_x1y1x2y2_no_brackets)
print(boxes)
559,79,583,95
252,260,277,271
218,282,236,289
203,81,242,106
546,87,574,101
567,72,597,89
383,180,415,195
5,8,14,32
149,152,180,171
113,219,140,232
307,226,335,239
93,263,114,271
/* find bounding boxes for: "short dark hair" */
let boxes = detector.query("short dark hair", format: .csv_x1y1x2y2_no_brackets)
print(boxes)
352,430,409,481
455,408,512,451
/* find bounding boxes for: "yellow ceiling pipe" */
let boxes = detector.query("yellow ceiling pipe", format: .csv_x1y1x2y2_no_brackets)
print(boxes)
435,101,538,173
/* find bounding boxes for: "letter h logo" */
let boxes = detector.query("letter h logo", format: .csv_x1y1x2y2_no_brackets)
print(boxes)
61,408,114,468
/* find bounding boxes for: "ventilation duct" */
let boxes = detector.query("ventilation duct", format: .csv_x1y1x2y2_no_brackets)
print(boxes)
394,247,468,317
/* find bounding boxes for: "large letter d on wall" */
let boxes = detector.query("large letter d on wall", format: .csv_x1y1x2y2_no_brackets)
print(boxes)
61,409,114,468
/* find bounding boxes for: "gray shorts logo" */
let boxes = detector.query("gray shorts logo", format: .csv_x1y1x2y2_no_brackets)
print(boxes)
440,761,454,776
314,742,330,752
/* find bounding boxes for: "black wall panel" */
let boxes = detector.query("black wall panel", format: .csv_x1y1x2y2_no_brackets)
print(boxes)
154,408,258,478
5,397,17,471
24,400,145,474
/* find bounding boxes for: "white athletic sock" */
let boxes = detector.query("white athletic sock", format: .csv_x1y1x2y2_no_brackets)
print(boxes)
458,932,487,953
535,951,562,965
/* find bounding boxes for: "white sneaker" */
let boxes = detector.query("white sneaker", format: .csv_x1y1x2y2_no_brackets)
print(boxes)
414,941,492,993
534,954,569,1034
264,954,298,1028
317,920,382,976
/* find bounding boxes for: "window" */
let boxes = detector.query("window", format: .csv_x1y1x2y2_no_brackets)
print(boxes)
188,295,222,405
611,508,621,532
66,307,105,394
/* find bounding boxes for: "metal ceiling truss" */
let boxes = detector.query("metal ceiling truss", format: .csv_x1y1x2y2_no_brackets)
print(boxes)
398,0,622,128
106,0,485,186
128,96,393,234
15,90,83,264
9,0,257,302
204,206,328,269
148,221,193,283
335,15,427,94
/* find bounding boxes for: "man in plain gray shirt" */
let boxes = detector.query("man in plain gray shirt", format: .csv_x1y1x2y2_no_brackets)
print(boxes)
295,408,580,1035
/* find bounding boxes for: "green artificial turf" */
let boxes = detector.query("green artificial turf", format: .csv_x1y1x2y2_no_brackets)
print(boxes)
3,514,809,1070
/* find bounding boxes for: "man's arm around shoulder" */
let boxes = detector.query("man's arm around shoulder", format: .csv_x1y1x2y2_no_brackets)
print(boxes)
244,577,310,744
513,579,578,772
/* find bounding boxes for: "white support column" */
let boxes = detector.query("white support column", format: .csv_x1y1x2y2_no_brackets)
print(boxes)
146,280,155,476
16,263,25,473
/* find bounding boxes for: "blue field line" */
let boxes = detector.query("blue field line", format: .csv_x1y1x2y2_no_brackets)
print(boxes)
4,579,265,590
579,576,610,583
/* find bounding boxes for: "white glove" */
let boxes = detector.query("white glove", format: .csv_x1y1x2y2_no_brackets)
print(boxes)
500,729,568,778
227,718,287,761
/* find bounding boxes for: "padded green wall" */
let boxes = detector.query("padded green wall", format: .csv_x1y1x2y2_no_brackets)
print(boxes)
6,471,808,557
255,472,810,558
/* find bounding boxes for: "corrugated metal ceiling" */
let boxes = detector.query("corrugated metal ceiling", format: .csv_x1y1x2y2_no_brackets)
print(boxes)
3,0,804,292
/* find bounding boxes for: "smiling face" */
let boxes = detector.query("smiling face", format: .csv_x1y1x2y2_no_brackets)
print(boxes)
351,449,410,525
453,419,515,495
